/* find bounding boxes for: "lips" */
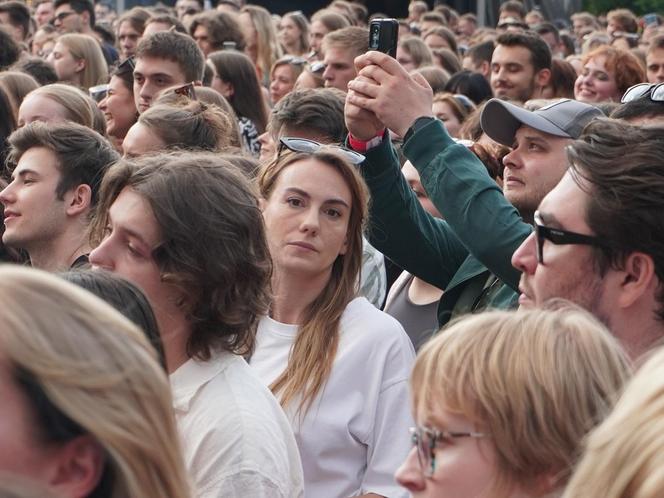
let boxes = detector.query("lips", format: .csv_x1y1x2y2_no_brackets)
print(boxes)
518,281,534,307
288,241,317,252
504,175,524,187
3,210,19,223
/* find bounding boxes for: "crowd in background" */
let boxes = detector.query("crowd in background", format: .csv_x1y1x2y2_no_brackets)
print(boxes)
0,0,664,497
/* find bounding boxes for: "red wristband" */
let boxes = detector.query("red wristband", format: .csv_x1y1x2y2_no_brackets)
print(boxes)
348,130,386,152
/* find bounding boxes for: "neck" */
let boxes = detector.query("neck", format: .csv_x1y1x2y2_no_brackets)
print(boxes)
158,309,193,374
270,267,331,324
28,225,90,271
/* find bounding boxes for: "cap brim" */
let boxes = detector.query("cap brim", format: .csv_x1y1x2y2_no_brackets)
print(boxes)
480,98,571,147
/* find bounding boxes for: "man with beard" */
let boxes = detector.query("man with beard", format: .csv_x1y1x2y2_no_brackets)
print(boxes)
344,50,600,326
512,120,664,360
490,31,552,102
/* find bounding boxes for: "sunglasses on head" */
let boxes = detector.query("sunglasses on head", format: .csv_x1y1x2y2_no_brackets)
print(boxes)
172,82,197,100
278,137,365,165
621,82,664,103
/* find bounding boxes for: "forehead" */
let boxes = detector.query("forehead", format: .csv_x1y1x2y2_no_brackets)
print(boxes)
54,3,73,12
323,45,355,65
271,157,352,202
538,170,590,228
493,44,533,66
108,187,161,240
13,146,61,176
134,56,187,81
514,124,571,145
647,47,664,62
20,93,67,121
118,21,139,34
584,55,608,70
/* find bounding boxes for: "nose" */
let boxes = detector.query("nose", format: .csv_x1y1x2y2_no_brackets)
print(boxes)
395,447,426,492
88,237,115,271
502,146,520,170
0,182,15,206
322,65,332,81
299,207,320,234
511,231,538,275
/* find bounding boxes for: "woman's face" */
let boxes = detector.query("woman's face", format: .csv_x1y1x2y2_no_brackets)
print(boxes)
99,75,137,140
432,101,462,138
574,55,620,103
396,405,499,498
261,157,352,280
269,64,296,104
402,161,442,218
46,42,83,85
279,16,302,50
208,62,234,98
18,93,68,127
397,45,416,71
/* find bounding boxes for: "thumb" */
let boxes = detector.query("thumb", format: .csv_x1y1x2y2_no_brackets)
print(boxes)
412,71,433,92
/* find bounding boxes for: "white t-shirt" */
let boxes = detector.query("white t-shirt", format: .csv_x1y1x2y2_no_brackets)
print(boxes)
251,297,415,498
170,350,304,498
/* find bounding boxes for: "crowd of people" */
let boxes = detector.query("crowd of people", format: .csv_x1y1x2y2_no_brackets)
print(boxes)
0,0,663,496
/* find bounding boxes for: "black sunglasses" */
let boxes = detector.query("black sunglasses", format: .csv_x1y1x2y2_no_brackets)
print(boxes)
534,211,605,264
172,82,197,100
52,10,76,23
278,137,365,165
621,82,664,103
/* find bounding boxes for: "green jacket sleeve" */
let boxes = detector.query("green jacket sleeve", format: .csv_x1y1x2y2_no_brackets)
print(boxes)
404,120,531,292
358,134,470,290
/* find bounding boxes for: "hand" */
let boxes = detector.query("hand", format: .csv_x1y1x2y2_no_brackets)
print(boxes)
347,51,434,137
345,82,385,141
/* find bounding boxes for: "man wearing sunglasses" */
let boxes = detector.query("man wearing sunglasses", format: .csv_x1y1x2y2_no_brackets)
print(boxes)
512,119,664,359
345,51,601,330
611,82,664,125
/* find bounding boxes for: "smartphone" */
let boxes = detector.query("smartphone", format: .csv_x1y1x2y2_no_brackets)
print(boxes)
368,18,399,58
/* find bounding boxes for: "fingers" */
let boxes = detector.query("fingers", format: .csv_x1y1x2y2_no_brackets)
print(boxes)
346,88,377,114
347,77,380,99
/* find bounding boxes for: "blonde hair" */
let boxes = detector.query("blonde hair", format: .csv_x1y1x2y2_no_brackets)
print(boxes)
57,33,108,89
412,304,631,496
563,346,664,498
257,149,369,414
399,36,434,68
25,83,106,134
0,265,191,498
240,5,282,83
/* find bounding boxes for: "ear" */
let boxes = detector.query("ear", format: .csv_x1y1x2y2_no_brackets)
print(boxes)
616,252,657,309
49,435,105,498
534,68,552,92
258,197,267,212
65,184,92,217
74,57,87,73
479,60,490,78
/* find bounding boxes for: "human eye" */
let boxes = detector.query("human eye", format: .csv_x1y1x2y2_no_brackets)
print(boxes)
325,207,342,218
286,196,303,207
528,141,542,151
133,74,144,84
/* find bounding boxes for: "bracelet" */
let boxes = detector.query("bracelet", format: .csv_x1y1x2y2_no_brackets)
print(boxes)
348,130,386,152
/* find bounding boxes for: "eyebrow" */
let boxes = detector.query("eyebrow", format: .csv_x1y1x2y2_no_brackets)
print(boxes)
107,213,151,248
537,210,563,228
12,168,41,180
284,187,350,208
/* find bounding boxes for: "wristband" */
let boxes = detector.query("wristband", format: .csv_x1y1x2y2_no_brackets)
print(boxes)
348,129,386,152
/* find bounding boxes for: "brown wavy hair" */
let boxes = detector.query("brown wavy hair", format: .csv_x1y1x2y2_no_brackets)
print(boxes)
257,148,369,413
90,151,272,360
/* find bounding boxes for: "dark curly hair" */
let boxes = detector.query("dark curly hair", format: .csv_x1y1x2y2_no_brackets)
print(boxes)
90,151,272,360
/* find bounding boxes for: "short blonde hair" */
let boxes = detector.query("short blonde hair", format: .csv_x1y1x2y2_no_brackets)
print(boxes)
563,345,664,498
412,304,631,496
0,265,191,498
56,33,108,89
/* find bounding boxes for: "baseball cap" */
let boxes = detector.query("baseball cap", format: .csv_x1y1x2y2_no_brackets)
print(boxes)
480,98,603,147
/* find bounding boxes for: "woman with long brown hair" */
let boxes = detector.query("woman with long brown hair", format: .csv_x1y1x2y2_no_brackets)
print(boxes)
250,138,415,498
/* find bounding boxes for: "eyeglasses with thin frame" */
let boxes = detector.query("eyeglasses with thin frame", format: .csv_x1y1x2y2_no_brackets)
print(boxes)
278,137,366,165
534,211,605,264
410,426,487,477
621,82,664,103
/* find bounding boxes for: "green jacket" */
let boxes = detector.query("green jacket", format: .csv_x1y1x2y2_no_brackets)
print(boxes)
359,119,531,326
